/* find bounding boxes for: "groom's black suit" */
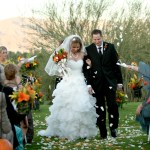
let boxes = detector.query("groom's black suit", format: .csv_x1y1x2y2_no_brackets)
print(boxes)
83,42,123,138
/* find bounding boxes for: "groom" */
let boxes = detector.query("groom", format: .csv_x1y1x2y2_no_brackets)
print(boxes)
83,29,123,139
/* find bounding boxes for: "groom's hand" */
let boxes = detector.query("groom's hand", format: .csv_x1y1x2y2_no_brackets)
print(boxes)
87,85,95,95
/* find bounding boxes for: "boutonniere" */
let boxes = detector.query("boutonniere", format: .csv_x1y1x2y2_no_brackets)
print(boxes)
104,43,108,50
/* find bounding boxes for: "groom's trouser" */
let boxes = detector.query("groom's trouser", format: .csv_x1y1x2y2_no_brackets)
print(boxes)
95,84,119,138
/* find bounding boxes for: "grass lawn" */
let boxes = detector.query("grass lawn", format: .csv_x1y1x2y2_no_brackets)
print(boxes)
24,102,150,150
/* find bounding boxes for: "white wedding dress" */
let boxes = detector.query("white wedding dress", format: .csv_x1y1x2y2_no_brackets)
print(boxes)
38,59,98,140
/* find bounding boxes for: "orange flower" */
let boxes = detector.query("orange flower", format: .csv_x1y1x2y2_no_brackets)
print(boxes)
27,86,35,95
116,98,121,103
53,48,67,64
18,92,30,102
58,54,63,60
144,81,148,85
25,62,30,68
38,91,44,98
53,55,59,62
130,84,136,89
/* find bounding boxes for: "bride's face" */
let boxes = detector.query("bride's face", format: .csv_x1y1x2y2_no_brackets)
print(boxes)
71,43,81,54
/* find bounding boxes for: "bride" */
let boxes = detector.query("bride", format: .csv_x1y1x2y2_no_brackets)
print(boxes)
38,35,98,140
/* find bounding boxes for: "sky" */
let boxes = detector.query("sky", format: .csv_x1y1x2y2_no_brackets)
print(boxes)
0,0,49,20
0,0,150,20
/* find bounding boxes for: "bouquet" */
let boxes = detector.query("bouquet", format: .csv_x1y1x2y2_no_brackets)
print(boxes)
32,79,44,102
36,91,44,102
18,56,39,73
128,74,148,90
116,90,128,108
9,83,36,114
53,48,67,63
53,48,69,76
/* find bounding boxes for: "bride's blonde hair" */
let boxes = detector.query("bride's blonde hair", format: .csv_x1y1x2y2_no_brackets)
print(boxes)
71,37,82,52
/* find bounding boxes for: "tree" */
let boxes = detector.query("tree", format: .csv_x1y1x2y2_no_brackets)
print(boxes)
22,0,150,102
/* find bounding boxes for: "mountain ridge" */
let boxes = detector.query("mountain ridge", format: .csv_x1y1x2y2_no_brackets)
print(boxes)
0,17,31,53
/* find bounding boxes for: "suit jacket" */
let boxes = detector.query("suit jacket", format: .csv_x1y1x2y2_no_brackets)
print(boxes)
83,42,123,92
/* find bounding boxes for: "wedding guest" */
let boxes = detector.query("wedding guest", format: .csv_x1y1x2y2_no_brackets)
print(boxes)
0,89,13,145
4,63,28,143
38,35,98,140
0,46,8,84
127,62,150,134
83,29,123,139
0,45,25,75
4,63,22,90
0,66,26,149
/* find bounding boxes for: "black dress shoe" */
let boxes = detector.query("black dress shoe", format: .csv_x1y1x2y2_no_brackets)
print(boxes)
111,129,117,138
100,136,107,140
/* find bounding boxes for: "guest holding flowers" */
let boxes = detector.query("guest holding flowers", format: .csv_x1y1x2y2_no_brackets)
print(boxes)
127,62,150,137
0,66,26,149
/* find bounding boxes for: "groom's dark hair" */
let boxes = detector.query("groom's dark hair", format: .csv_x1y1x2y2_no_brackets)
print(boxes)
91,29,102,36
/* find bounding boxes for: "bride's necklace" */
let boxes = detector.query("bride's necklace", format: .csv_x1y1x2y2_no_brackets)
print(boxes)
71,52,79,59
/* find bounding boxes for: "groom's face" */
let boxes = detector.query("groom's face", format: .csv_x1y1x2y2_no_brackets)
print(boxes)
92,34,102,47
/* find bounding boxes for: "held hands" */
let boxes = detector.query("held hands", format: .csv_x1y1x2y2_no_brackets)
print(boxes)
86,59,92,67
88,86,95,95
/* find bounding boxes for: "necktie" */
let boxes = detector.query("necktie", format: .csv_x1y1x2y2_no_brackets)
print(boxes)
98,47,102,55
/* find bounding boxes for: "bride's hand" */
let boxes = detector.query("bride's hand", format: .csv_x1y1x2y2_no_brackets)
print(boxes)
86,59,92,67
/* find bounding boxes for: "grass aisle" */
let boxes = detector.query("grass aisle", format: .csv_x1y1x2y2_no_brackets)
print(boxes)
24,102,150,150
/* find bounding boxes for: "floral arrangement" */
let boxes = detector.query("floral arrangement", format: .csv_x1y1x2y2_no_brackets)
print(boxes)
128,74,148,90
24,60,38,69
131,61,137,66
36,91,44,102
116,90,128,108
53,48,67,63
53,48,69,76
18,56,39,72
9,83,36,114
32,79,44,102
